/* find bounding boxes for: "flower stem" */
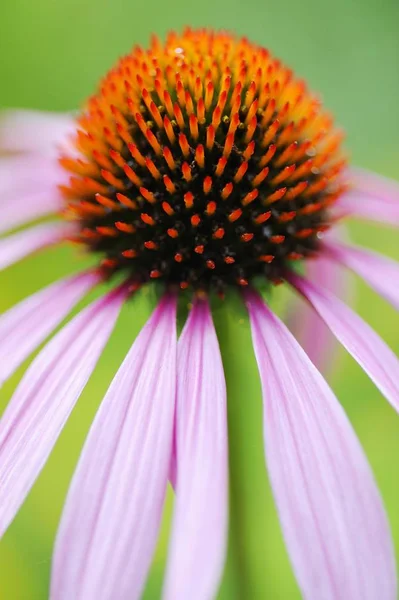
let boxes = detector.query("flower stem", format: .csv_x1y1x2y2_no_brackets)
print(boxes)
213,294,271,599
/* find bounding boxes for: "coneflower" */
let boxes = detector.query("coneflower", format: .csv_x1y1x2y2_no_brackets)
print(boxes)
0,27,398,600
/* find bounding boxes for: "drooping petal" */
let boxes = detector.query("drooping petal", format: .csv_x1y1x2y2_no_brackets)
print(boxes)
0,191,63,235
289,272,399,414
0,271,99,385
0,110,75,155
0,155,68,200
163,300,228,600
0,222,70,271
338,168,399,226
0,286,126,537
0,146,70,234
51,295,177,600
288,252,351,374
323,239,399,310
246,290,396,600
338,189,399,225
351,167,399,206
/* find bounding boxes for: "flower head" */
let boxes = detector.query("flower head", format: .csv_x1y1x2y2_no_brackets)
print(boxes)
61,28,345,290
0,27,399,600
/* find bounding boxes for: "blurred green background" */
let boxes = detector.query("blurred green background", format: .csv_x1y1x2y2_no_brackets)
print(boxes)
0,0,399,598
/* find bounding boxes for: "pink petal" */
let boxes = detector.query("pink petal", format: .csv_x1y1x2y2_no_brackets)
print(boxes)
338,168,399,226
338,189,399,225
0,223,70,270
0,155,68,200
287,225,353,375
246,290,397,600
289,272,399,414
351,167,399,205
323,239,399,311
0,191,63,235
288,253,351,374
163,300,228,600
0,144,70,233
0,110,75,155
0,287,126,537
0,271,99,385
51,296,177,600
169,437,177,490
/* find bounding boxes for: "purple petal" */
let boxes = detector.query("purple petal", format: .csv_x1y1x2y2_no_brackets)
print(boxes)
51,296,177,600
0,223,70,270
169,427,177,490
338,168,399,226
0,155,68,200
246,290,397,600
351,167,399,205
0,110,75,155
288,251,351,374
0,271,99,385
289,272,399,414
338,189,399,225
323,239,399,311
0,191,63,235
163,300,228,600
0,152,68,233
0,287,126,537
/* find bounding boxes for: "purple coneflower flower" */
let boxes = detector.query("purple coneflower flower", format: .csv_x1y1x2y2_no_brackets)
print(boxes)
0,27,398,599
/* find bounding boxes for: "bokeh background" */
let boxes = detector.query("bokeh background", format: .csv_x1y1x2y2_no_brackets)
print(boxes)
1,0,399,598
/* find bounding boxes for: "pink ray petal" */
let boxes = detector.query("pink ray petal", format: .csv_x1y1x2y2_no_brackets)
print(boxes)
288,272,399,414
337,189,399,225
163,300,228,600
246,290,397,600
323,239,399,311
51,295,177,600
287,225,353,375
0,286,126,537
0,155,68,200
337,168,399,226
288,253,351,374
0,110,75,155
0,222,70,270
351,167,399,205
169,426,177,490
0,271,99,385
0,190,63,235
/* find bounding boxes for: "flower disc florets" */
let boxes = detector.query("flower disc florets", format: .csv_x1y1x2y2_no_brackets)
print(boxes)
61,28,346,291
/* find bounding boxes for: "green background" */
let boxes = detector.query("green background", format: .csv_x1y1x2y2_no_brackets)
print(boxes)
0,0,398,597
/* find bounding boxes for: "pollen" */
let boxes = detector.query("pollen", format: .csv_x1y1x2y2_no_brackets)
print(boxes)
61,27,346,291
